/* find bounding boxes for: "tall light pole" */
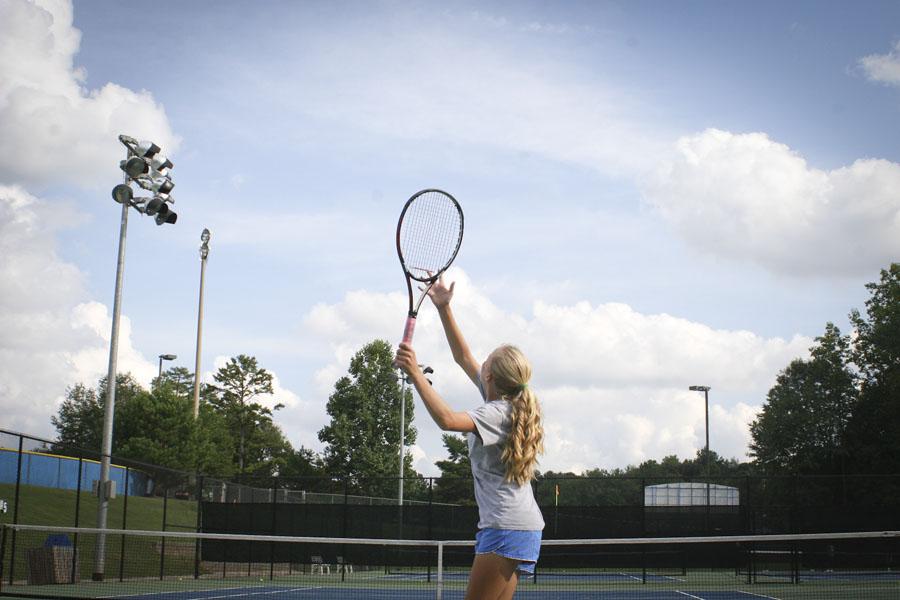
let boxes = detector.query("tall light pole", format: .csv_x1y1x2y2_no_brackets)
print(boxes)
399,365,432,507
95,135,176,581
192,229,210,419
689,385,711,514
158,354,177,380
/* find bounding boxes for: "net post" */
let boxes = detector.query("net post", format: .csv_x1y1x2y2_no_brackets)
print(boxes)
436,542,444,600
791,539,799,584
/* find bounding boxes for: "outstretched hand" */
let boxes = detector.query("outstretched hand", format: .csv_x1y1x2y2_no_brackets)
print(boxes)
425,274,455,308
394,343,420,378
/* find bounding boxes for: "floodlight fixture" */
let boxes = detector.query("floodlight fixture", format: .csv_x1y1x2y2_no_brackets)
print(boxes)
201,228,210,244
134,140,161,158
150,155,174,173
111,184,133,204
155,204,177,225
134,175,174,195
689,385,710,392
144,197,164,216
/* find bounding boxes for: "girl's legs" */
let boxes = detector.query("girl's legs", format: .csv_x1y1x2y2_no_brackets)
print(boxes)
465,553,520,600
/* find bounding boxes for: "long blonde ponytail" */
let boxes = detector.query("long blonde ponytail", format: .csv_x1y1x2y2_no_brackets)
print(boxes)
490,345,544,485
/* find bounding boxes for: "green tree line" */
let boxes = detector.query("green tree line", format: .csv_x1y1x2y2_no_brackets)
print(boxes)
48,264,899,506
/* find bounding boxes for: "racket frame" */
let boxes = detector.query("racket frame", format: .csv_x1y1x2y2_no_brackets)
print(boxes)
395,189,464,345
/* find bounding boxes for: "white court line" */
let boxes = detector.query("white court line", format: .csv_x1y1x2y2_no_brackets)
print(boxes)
736,591,781,600
675,592,704,600
100,586,268,599
618,572,642,581
190,587,326,600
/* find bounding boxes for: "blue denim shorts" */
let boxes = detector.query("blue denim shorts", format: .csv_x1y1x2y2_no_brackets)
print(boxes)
474,528,542,574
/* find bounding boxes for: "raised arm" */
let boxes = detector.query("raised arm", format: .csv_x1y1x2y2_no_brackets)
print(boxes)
428,276,480,385
395,343,475,433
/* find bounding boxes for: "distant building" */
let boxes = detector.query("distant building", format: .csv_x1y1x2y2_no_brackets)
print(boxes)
645,482,739,507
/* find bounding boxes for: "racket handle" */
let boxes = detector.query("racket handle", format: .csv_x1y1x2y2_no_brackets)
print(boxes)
401,315,417,345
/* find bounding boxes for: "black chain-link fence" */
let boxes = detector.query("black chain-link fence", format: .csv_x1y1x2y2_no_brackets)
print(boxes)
2,429,899,547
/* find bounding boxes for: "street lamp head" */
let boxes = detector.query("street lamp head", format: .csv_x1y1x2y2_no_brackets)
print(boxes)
201,228,211,243
111,184,133,204
159,354,177,361
689,385,710,392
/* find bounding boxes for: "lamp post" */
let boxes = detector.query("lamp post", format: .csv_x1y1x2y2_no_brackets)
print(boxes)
158,354,177,380
399,365,432,507
95,135,176,581
689,385,711,518
192,229,210,419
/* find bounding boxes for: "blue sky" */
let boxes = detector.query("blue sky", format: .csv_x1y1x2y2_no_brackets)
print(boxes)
2,0,899,475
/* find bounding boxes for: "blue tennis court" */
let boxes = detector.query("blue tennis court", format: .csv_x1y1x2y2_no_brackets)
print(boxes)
110,588,786,600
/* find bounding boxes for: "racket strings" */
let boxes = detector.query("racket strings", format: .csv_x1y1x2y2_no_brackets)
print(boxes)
399,191,462,278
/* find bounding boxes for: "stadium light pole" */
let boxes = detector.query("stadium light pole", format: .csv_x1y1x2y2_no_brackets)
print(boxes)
399,365,433,507
192,229,211,419
95,135,176,581
158,354,177,380
689,385,711,513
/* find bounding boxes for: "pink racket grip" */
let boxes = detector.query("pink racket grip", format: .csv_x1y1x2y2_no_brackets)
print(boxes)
401,315,417,346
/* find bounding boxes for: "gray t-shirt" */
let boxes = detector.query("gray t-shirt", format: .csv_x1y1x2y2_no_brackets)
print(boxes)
466,378,545,531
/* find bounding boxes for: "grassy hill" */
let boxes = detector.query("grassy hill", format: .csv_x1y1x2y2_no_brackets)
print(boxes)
0,483,198,531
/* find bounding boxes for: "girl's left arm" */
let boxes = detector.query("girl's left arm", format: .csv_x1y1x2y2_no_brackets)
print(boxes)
396,342,476,433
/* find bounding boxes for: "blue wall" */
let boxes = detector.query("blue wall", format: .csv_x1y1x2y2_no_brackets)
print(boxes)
0,448,153,496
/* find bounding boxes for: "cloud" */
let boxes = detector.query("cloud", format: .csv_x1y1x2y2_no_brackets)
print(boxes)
293,268,811,474
0,186,156,437
254,23,670,178
859,40,900,86
643,129,900,277
0,0,179,188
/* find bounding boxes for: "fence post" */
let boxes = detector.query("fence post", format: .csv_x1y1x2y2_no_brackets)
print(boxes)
7,435,24,585
118,467,129,582
159,488,168,580
269,477,277,581
194,474,203,579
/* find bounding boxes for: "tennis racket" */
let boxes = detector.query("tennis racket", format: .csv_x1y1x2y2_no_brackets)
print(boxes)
395,189,464,345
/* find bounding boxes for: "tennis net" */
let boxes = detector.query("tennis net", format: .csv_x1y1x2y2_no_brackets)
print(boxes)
1,524,897,599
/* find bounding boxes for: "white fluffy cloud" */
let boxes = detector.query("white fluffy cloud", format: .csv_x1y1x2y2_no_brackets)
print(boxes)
644,129,900,277
859,40,900,86
0,186,156,436
0,0,178,438
295,269,811,475
0,0,178,188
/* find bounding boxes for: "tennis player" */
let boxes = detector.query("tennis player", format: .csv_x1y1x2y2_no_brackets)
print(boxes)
394,275,545,600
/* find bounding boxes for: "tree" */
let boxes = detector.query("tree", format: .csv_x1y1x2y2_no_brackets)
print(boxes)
317,340,419,497
433,433,474,504
51,373,146,456
115,386,234,479
153,366,195,400
845,264,900,475
749,324,856,474
207,354,285,476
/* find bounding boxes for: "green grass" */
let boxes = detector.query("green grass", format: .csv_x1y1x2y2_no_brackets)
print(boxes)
0,483,197,531
0,483,199,587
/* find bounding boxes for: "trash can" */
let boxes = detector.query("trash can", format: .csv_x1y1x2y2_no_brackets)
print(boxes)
26,536,78,585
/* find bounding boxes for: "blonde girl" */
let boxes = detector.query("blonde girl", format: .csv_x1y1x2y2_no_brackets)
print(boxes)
394,275,544,600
